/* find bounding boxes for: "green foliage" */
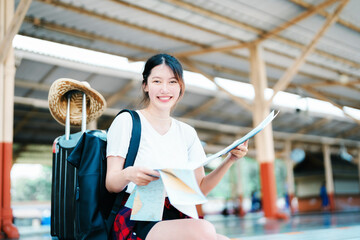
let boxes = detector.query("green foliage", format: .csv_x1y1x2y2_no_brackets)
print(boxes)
207,166,232,199
274,159,287,197
12,165,52,202
240,157,261,198
207,157,288,200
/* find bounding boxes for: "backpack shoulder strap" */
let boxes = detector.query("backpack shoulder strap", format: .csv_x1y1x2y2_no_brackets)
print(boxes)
118,109,141,168
105,109,141,236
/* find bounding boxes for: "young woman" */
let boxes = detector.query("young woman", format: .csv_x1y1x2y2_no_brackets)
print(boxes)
106,53,248,240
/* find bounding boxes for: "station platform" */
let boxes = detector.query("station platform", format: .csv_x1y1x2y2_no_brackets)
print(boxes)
207,210,360,240
17,211,360,240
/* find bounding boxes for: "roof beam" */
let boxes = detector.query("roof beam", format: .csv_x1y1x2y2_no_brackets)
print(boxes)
296,118,331,134
110,0,242,43
106,79,137,107
163,0,259,33
171,0,339,57
181,97,218,118
113,0,360,82
300,79,360,92
24,17,157,54
0,0,32,63
252,0,341,42
268,0,349,104
15,78,51,91
24,65,57,97
180,58,253,112
113,0,360,78
13,96,360,148
36,0,208,48
301,85,360,125
264,47,360,81
112,0,360,85
18,33,144,62
14,108,37,135
25,14,347,85
206,133,226,146
290,0,360,33
178,116,360,148
336,125,360,138
189,55,335,87
168,0,360,70
25,1,359,85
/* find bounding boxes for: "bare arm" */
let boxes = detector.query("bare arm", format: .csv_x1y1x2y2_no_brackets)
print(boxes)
106,156,160,193
195,140,248,196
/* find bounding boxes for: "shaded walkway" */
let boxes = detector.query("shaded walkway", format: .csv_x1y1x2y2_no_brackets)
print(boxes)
233,225,360,240
207,211,360,239
18,211,360,239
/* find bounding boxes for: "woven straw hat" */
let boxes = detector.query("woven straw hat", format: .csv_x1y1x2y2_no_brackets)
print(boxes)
48,78,106,126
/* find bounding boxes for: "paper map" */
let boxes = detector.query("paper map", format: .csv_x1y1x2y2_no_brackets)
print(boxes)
125,110,279,221
199,110,279,167
125,179,166,221
126,168,205,221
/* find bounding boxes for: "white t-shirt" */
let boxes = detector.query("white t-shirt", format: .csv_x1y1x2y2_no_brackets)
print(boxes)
106,110,206,193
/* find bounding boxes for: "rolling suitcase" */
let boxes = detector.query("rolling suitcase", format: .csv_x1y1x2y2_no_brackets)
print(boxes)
51,93,87,240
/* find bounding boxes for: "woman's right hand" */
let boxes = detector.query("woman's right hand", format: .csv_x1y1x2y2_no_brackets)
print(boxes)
125,166,160,186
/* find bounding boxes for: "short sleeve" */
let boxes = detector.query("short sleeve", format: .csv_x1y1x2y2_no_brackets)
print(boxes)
106,112,132,158
186,126,207,164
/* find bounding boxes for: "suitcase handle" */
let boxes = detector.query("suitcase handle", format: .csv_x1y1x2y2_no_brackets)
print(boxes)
81,92,86,133
65,94,71,140
65,92,87,140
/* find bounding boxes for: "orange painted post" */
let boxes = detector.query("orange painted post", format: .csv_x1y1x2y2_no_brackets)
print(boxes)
1,143,19,239
1,52,19,239
0,68,3,239
0,0,6,235
249,44,288,219
0,0,19,237
259,162,277,217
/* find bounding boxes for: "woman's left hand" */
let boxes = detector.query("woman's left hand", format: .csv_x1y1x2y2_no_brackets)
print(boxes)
228,140,248,162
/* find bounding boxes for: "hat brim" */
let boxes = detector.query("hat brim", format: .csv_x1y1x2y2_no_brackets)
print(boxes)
48,78,107,126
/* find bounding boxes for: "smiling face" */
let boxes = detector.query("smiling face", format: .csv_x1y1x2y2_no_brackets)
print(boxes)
141,54,185,113
143,64,181,113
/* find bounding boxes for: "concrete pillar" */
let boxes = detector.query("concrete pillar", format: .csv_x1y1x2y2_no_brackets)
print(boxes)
0,0,4,233
0,0,19,238
285,141,295,214
249,44,284,219
323,144,335,211
235,160,246,217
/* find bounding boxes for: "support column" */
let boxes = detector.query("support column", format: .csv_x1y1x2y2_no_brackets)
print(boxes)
235,160,246,217
249,44,285,219
0,1,4,235
285,141,295,214
323,144,335,211
0,0,19,238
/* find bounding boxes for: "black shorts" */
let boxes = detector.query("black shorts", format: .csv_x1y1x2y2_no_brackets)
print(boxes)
134,198,190,239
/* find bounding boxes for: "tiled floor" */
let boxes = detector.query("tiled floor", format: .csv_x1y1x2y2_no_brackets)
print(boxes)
18,211,360,239
231,226,360,240
207,211,360,240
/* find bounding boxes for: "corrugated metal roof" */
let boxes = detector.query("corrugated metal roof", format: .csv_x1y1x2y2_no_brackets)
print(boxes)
11,0,360,163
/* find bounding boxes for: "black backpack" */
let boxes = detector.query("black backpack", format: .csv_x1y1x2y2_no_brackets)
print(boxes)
67,109,141,239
